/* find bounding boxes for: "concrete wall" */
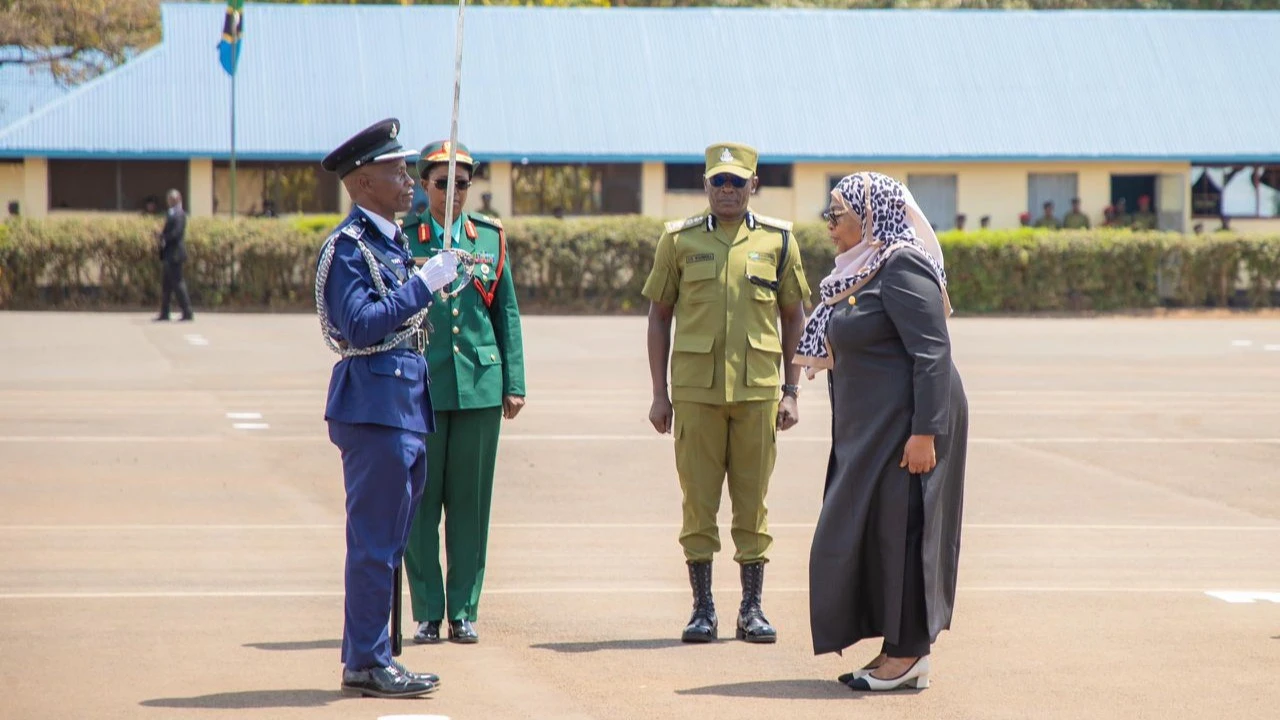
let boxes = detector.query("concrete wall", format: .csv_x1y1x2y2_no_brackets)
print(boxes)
0,161,23,216
188,158,213,217
22,157,48,218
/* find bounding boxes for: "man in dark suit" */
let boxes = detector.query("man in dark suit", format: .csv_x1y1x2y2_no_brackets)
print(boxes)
155,189,194,321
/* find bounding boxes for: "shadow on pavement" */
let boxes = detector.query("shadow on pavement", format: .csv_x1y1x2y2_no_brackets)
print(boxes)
677,678,919,700
242,639,342,652
140,689,349,709
530,638,689,653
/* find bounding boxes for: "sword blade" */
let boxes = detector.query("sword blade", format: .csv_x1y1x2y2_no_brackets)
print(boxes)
441,0,468,252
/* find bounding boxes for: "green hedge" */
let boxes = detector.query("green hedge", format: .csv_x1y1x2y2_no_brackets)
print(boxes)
2,215,1278,313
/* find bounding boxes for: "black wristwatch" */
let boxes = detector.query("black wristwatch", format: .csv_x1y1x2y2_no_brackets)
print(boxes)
781,384,800,398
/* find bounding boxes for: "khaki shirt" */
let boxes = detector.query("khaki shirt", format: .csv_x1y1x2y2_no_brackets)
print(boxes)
642,210,810,405
1062,211,1091,229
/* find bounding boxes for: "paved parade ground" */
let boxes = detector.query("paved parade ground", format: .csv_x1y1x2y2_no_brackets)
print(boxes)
0,311,1277,720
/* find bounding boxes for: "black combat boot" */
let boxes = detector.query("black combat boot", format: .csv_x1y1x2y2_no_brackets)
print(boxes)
735,562,776,643
681,561,717,643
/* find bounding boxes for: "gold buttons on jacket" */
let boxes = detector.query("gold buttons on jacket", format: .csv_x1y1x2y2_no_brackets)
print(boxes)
490,354,497,361
453,345,460,353
452,308,459,317
848,295,857,305
452,326,460,335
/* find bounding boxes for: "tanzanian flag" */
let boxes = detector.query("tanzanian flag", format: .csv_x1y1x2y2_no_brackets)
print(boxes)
217,0,244,76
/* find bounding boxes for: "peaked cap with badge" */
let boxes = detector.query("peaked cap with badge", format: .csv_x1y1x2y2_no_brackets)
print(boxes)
704,142,758,179
416,140,476,176
322,118,418,179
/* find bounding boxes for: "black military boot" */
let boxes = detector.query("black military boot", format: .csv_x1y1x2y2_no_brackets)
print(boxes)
736,562,776,643
681,561,717,643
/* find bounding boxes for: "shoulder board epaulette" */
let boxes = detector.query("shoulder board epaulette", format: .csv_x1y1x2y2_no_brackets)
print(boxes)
751,213,793,232
664,215,705,234
338,219,365,241
470,212,503,230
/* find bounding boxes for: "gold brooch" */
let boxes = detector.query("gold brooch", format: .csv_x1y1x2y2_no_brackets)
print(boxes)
847,295,857,305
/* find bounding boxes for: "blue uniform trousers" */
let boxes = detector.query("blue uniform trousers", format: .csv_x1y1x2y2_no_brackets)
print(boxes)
328,420,427,671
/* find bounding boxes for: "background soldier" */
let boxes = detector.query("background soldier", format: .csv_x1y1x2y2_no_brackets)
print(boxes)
642,142,809,645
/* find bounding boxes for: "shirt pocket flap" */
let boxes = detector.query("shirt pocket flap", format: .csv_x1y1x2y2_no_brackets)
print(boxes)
673,334,715,354
746,260,777,283
682,260,718,282
369,354,422,380
475,344,503,366
747,332,782,354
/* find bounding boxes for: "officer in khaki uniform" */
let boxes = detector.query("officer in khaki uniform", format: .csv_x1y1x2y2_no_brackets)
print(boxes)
401,141,526,645
643,142,810,645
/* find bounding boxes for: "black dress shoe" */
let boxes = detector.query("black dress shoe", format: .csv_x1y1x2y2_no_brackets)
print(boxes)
390,659,440,686
413,620,442,644
448,619,478,644
340,665,436,698
152,316,170,322
178,315,194,322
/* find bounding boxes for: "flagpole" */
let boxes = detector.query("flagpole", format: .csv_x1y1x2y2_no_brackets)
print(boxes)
230,58,237,219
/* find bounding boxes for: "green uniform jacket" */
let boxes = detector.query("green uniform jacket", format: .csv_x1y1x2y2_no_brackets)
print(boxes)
401,210,526,411
641,209,810,406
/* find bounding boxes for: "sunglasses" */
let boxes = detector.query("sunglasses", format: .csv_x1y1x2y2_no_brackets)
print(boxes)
432,179,472,190
822,209,847,225
709,174,749,189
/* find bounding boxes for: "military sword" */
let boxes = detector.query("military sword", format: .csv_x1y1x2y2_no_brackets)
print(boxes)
440,0,468,256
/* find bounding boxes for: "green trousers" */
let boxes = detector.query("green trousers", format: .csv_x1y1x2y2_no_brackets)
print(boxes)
672,400,777,564
404,406,502,622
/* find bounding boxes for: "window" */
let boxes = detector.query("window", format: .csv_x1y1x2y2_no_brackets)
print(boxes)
1027,173,1079,219
512,163,640,215
49,160,187,212
1191,165,1280,218
666,163,793,192
756,164,793,188
906,174,958,231
665,164,703,191
212,161,338,215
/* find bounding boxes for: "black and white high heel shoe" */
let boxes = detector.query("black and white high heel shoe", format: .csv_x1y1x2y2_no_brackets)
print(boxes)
844,656,930,691
837,657,885,684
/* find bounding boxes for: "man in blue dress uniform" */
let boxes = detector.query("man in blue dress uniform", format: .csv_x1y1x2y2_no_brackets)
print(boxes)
316,118,460,699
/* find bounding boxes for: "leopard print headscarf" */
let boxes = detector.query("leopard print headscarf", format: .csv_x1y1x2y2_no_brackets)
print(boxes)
793,172,950,376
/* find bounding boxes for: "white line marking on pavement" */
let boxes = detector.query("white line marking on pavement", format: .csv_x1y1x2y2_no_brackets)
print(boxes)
231,423,269,430
1265,344,1280,352
1,523,1274,532
1204,590,1280,604
1232,340,1253,347
0,586,1263,600
0,436,223,443
184,334,209,346
225,412,262,420
2,433,1279,445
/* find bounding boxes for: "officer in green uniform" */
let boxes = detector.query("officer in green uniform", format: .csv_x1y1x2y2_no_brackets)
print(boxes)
643,142,810,645
1130,194,1158,230
401,141,526,645
1062,197,1091,229
1033,201,1061,229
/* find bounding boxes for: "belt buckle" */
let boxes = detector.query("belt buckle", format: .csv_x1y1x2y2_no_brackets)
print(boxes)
414,329,426,354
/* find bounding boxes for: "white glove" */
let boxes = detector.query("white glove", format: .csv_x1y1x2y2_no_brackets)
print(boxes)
417,250,460,293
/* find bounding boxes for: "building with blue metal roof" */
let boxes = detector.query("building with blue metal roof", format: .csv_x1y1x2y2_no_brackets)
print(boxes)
1,3,1277,231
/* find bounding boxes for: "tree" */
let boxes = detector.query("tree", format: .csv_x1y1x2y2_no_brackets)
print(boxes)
0,0,161,86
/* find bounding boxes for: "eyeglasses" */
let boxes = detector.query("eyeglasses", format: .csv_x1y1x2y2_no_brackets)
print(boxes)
822,209,847,226
709,174,748,189
432,179,472,190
